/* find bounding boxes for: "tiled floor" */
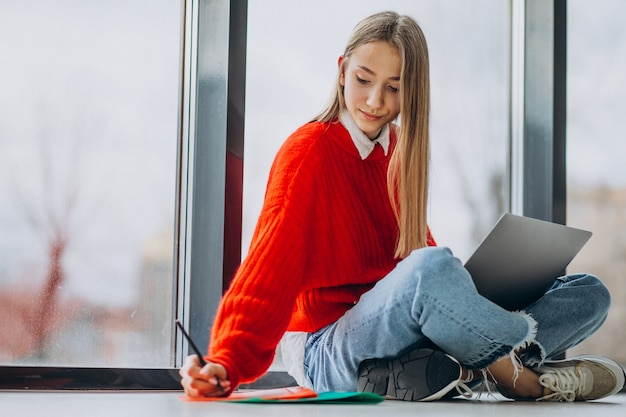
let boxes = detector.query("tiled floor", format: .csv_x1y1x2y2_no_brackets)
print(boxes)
2,391,626,417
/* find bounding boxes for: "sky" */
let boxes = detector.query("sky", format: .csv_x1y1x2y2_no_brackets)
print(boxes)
0,0,624,311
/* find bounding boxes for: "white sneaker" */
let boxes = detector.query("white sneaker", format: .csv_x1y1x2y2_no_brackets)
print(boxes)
534,355,625,402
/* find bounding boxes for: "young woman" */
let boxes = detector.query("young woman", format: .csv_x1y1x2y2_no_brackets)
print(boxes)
179,11,624,402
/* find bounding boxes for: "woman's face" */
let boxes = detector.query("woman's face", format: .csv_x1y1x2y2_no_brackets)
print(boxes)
340,41,401,139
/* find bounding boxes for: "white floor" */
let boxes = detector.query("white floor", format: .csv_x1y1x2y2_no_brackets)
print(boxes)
2,391,626,417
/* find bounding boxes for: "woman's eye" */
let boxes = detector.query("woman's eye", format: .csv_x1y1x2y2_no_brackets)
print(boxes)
356,76,369,85
388,86,399,93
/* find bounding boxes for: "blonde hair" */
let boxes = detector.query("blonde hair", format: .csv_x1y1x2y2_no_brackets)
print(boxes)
315,11,431,259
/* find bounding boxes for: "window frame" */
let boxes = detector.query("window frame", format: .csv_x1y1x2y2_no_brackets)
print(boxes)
509,0,567,223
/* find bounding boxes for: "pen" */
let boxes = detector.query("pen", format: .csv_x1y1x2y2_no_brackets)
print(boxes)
175,319,224,394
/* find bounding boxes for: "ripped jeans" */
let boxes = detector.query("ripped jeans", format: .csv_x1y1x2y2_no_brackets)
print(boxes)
303,247,610,392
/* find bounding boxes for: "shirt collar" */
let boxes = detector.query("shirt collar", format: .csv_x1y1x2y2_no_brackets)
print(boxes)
339,110,390,160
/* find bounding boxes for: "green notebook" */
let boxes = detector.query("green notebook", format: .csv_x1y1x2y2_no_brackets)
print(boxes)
180,386,384,404
232,391,384,404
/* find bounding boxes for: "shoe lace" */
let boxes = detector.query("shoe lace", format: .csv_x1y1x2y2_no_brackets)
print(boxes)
537,369,586,402
455,370,475,399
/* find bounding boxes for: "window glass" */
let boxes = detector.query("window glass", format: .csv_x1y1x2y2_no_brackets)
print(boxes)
0,0,182,367
566,0,626,367
244,0,510,370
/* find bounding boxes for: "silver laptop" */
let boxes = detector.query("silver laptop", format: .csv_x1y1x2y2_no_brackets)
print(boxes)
464,213,592,311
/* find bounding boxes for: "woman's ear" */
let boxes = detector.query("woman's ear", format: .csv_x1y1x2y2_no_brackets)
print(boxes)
338,55,345,85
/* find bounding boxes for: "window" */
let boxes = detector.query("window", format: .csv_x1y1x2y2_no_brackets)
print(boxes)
0,0,249,389
0,0,182,368
566,0,626,368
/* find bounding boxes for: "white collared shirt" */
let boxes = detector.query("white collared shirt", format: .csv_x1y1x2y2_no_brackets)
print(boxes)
339,110,390,160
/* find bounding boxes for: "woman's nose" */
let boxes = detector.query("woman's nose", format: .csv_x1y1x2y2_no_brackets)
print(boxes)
366,86,384,110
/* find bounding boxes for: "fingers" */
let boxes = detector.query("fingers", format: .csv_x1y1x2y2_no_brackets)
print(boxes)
198,362,231,396
179,355,231,398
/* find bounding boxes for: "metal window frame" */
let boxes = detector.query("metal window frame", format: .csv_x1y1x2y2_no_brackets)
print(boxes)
178,0,243,363
510,0,567,224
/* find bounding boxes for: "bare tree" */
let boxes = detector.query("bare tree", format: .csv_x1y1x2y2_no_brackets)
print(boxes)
4,108,83,360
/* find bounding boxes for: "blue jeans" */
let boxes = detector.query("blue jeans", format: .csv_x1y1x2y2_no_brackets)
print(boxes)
303,247,610,392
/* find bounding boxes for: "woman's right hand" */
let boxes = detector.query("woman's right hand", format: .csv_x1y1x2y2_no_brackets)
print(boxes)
179,355,232,398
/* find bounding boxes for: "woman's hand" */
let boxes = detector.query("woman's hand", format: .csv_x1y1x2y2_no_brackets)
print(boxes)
179,355,232,398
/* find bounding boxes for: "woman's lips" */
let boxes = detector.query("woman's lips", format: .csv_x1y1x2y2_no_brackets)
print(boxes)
360,110,383,121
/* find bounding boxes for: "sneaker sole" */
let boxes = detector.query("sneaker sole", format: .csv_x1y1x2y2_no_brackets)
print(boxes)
358,348,462,401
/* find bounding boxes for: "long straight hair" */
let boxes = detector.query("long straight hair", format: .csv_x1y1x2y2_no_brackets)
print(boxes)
315,11,431,259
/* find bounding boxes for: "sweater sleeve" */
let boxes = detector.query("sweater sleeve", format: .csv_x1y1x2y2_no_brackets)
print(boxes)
207,128,321,389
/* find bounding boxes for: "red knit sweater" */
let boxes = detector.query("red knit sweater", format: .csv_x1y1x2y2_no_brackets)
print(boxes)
208,120,435,389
